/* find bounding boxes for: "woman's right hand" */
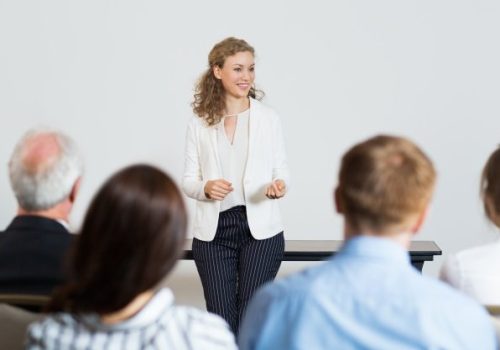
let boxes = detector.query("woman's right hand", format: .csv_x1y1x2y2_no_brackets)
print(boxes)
204,179,233,200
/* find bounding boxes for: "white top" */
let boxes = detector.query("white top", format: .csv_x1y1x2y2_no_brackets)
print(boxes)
26,288,237,349
440,238,500,305
182,98,290,241
217,109,249,211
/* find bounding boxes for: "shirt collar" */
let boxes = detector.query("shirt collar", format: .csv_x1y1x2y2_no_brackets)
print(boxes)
9,215,69,233
338,235,411,266
81,288,174,331
55,219,70,231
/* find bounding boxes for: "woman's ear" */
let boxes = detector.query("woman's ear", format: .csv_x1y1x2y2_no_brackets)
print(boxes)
334,187,343,214
485,194,500,227
213,65,222,79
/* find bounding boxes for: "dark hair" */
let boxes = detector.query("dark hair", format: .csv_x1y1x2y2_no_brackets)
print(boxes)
47,164,187,314
481,146,500,227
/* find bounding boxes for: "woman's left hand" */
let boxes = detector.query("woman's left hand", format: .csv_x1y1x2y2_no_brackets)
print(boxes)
266,179,286,199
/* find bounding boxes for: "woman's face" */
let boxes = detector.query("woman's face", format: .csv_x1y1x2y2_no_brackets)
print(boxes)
214,51,255,99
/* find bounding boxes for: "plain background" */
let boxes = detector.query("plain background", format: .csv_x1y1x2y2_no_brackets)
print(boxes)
1,0,500,308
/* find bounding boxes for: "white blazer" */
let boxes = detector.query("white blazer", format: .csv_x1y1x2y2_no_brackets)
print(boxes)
182,98,290,241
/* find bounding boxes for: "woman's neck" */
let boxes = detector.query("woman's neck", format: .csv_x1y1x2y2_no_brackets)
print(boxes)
100,290,155,324
224,95,249,116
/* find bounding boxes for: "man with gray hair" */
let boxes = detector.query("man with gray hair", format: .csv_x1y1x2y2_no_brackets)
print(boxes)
0,128,83,295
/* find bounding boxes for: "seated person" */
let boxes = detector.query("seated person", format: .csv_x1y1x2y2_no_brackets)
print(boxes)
440,146,500,305
0,129,82,295
26,164,237,349
239,135,496,350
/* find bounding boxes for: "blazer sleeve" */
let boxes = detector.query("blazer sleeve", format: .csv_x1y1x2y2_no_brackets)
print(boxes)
271,112,291,189
181,119,210,201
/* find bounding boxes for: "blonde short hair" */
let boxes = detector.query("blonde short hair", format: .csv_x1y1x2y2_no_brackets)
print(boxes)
337,135,436,233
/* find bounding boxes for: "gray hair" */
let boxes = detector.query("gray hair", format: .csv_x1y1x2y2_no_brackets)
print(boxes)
8,128,83,211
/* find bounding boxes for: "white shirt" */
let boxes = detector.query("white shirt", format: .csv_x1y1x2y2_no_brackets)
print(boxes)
217,109,249,212
56,219,71,232
440,238,500,305
26,288,237,349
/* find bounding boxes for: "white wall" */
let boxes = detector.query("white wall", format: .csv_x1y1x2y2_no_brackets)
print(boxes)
1,0,499,295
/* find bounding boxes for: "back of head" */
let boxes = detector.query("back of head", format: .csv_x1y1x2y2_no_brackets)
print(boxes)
8,128,83,212
337,135,436,234
48,164,187,315
481,146,500,227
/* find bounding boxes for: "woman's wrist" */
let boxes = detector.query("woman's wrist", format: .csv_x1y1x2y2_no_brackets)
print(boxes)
204,181,211,199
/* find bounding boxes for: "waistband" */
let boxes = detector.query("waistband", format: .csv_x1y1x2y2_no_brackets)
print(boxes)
221,205,246,214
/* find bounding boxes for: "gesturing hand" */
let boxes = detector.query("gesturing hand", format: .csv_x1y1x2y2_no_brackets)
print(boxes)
204,179,233,201
265,179,286,199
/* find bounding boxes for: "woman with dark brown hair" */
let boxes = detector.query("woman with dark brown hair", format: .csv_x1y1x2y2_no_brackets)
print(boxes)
440,146,500,305
26,164,237,349
182,37,290,333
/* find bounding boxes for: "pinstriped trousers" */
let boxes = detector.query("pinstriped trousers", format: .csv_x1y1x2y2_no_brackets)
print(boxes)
192,205,284,334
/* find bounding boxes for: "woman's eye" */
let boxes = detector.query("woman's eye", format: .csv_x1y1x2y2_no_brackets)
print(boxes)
249,67,255,72
234,68,242,72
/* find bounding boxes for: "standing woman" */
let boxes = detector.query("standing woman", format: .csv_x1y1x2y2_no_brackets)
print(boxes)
182,37,289,333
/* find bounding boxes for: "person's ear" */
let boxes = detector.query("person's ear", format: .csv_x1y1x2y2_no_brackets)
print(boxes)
484,194,500,226
213,65,222,80
410,206,429,235
334,187,343,214
69,177,81,204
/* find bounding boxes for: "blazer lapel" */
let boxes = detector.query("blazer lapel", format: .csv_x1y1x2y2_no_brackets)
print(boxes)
247,98,261,172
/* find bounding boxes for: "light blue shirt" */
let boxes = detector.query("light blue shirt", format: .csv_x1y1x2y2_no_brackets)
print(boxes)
239,236,497,350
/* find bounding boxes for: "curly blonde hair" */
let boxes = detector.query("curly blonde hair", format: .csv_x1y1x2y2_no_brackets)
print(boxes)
192,37,263,126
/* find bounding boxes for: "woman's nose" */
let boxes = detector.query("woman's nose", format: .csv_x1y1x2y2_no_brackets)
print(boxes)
242,69,251,81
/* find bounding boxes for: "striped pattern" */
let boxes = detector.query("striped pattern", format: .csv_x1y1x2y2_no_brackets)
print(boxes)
25,288,237,350
193,206,284,333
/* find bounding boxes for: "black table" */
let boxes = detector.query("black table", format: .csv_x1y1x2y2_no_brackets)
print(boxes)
183,240,442,272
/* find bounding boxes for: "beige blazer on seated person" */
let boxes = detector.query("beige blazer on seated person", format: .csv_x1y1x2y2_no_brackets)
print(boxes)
0,303,41,350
